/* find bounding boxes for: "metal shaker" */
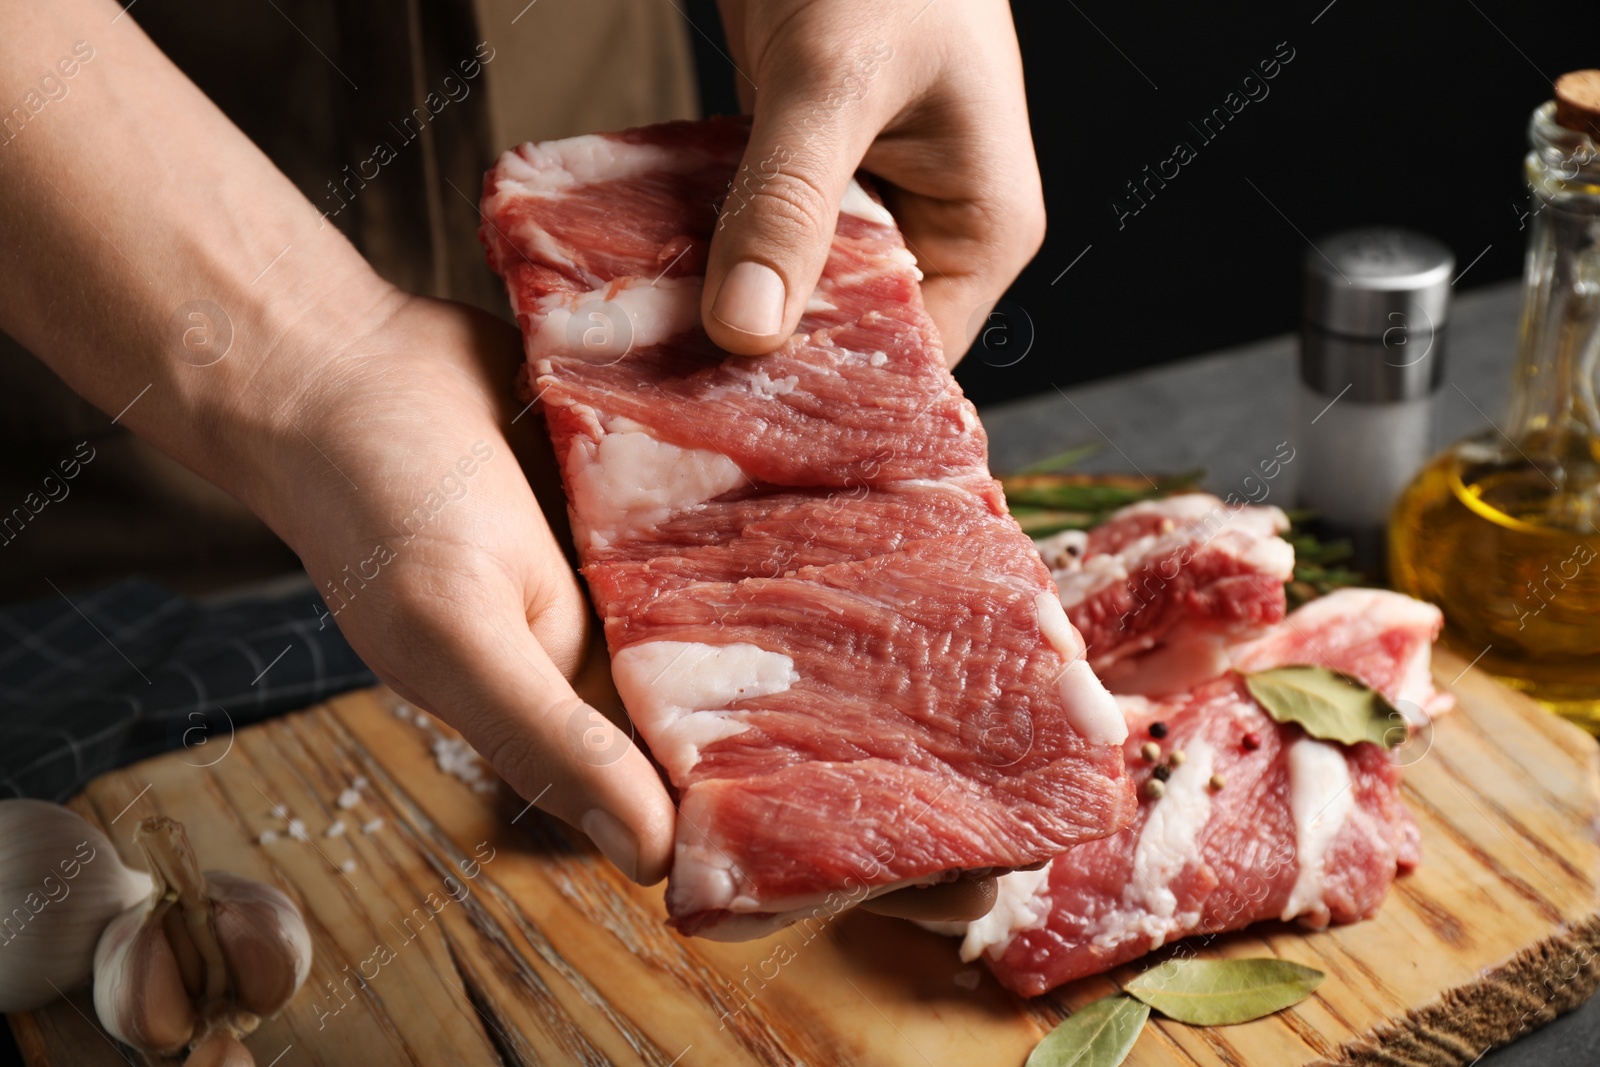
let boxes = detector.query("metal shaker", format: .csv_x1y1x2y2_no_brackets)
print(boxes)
1298,227,1454,573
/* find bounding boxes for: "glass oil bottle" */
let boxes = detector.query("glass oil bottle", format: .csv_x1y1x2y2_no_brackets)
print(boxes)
1390,72,1600,727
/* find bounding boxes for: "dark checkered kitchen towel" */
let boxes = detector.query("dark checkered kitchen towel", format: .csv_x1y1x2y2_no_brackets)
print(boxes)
0,576,375,800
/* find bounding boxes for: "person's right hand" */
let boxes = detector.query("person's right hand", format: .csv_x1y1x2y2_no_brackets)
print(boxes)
703,0,1045,366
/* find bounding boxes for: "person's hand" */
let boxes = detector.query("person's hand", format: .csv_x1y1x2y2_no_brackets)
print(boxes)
703,0,1045,366
241,293,677,885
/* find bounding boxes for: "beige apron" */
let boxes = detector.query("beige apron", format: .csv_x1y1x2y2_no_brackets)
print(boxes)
0,0,697,598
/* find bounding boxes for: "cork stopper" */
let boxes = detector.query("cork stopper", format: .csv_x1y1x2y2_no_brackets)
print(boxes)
1554,71,1600,138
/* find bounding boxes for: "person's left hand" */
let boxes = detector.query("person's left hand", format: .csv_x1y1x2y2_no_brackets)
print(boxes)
233,293,679,886
702,0,1046,368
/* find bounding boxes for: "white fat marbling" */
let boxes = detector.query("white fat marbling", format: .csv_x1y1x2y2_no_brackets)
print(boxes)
528,276,702,361
489,137,702,289
839,178,896,228
1053,553,1126,610
955,861,1056,962
1059,661,1128,746
668,838,738,916
1282,738,1354,921
612,641,798,779
1035,590,1085,659
1216,527,1296,581
1034,529,1088,572
891,245,924,281
1128,740,1216,929
507,221,591,287
566,428,747,548
493,135,689,196
1035,593,1127,745
1267,589,1444,711
1048,496,1292,609
743,368,800,399
1110,495,1288,538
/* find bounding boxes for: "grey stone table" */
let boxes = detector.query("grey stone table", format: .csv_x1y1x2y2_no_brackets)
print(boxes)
981,281,1519,503
979,278,1594,1066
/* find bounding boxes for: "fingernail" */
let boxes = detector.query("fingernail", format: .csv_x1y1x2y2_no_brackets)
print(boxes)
711,261,786,337
581,808,640,882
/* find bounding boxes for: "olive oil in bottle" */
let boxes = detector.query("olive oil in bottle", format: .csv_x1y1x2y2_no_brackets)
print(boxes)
1390,71,1600,728
1390,446,1600,723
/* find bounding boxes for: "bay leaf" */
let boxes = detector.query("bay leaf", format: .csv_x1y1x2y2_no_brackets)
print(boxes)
1243,666,1406,749
1124,957,1325,1025
1026,994,1149,1067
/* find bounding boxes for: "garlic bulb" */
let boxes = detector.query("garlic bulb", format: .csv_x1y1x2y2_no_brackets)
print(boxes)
94,816,311,1066
0,799,152,1011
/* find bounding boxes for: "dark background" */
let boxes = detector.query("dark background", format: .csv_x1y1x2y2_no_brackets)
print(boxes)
685,0,1589,407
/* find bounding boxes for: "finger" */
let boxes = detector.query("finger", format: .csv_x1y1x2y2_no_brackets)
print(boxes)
869,151,1046,368
860,876,998,922
396,596,676,886
858,5,1044,367
703,74,885,355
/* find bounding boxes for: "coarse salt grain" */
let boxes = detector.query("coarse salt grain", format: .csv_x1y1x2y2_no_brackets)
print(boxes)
336,788,361,810
326,820,346,838
257,830,279,845
362,818,384,834
340,859,357,874
288,819,308,841
352,776,368,789
432,735,492,790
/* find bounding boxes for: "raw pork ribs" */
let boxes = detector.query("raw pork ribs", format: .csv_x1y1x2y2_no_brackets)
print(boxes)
480,118,1135,939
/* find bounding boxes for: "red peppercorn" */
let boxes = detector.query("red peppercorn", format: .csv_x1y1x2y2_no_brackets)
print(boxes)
1241,732,1261,752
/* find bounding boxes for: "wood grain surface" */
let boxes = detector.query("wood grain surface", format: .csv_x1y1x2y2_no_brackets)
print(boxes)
9,647,1599,1067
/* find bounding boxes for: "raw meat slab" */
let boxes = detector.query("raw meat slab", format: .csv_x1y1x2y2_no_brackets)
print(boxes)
953,588,1445,996
1035,494,1294,693
480,117,1135,939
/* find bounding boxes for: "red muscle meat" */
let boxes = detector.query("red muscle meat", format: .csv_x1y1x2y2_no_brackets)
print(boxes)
480,118,1136,940
1036,495,1294,695
956,588,1441,997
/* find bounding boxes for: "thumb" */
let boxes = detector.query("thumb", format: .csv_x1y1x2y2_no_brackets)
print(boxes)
703,93,876,355
431,611,676,885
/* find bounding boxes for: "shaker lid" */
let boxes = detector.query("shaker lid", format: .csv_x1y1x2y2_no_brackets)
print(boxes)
1303,228,1454,339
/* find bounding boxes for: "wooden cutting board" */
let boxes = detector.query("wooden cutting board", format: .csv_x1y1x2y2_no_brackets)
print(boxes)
10,649,1600,1067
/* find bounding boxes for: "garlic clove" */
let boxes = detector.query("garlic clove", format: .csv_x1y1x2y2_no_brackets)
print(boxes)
92,900,197,1053
207,872,312,1016
162,901,205,998
184,1031,256,1067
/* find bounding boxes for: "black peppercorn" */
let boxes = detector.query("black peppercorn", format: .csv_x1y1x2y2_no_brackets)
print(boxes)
1151,764,1172,782
1149,721,1168,739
